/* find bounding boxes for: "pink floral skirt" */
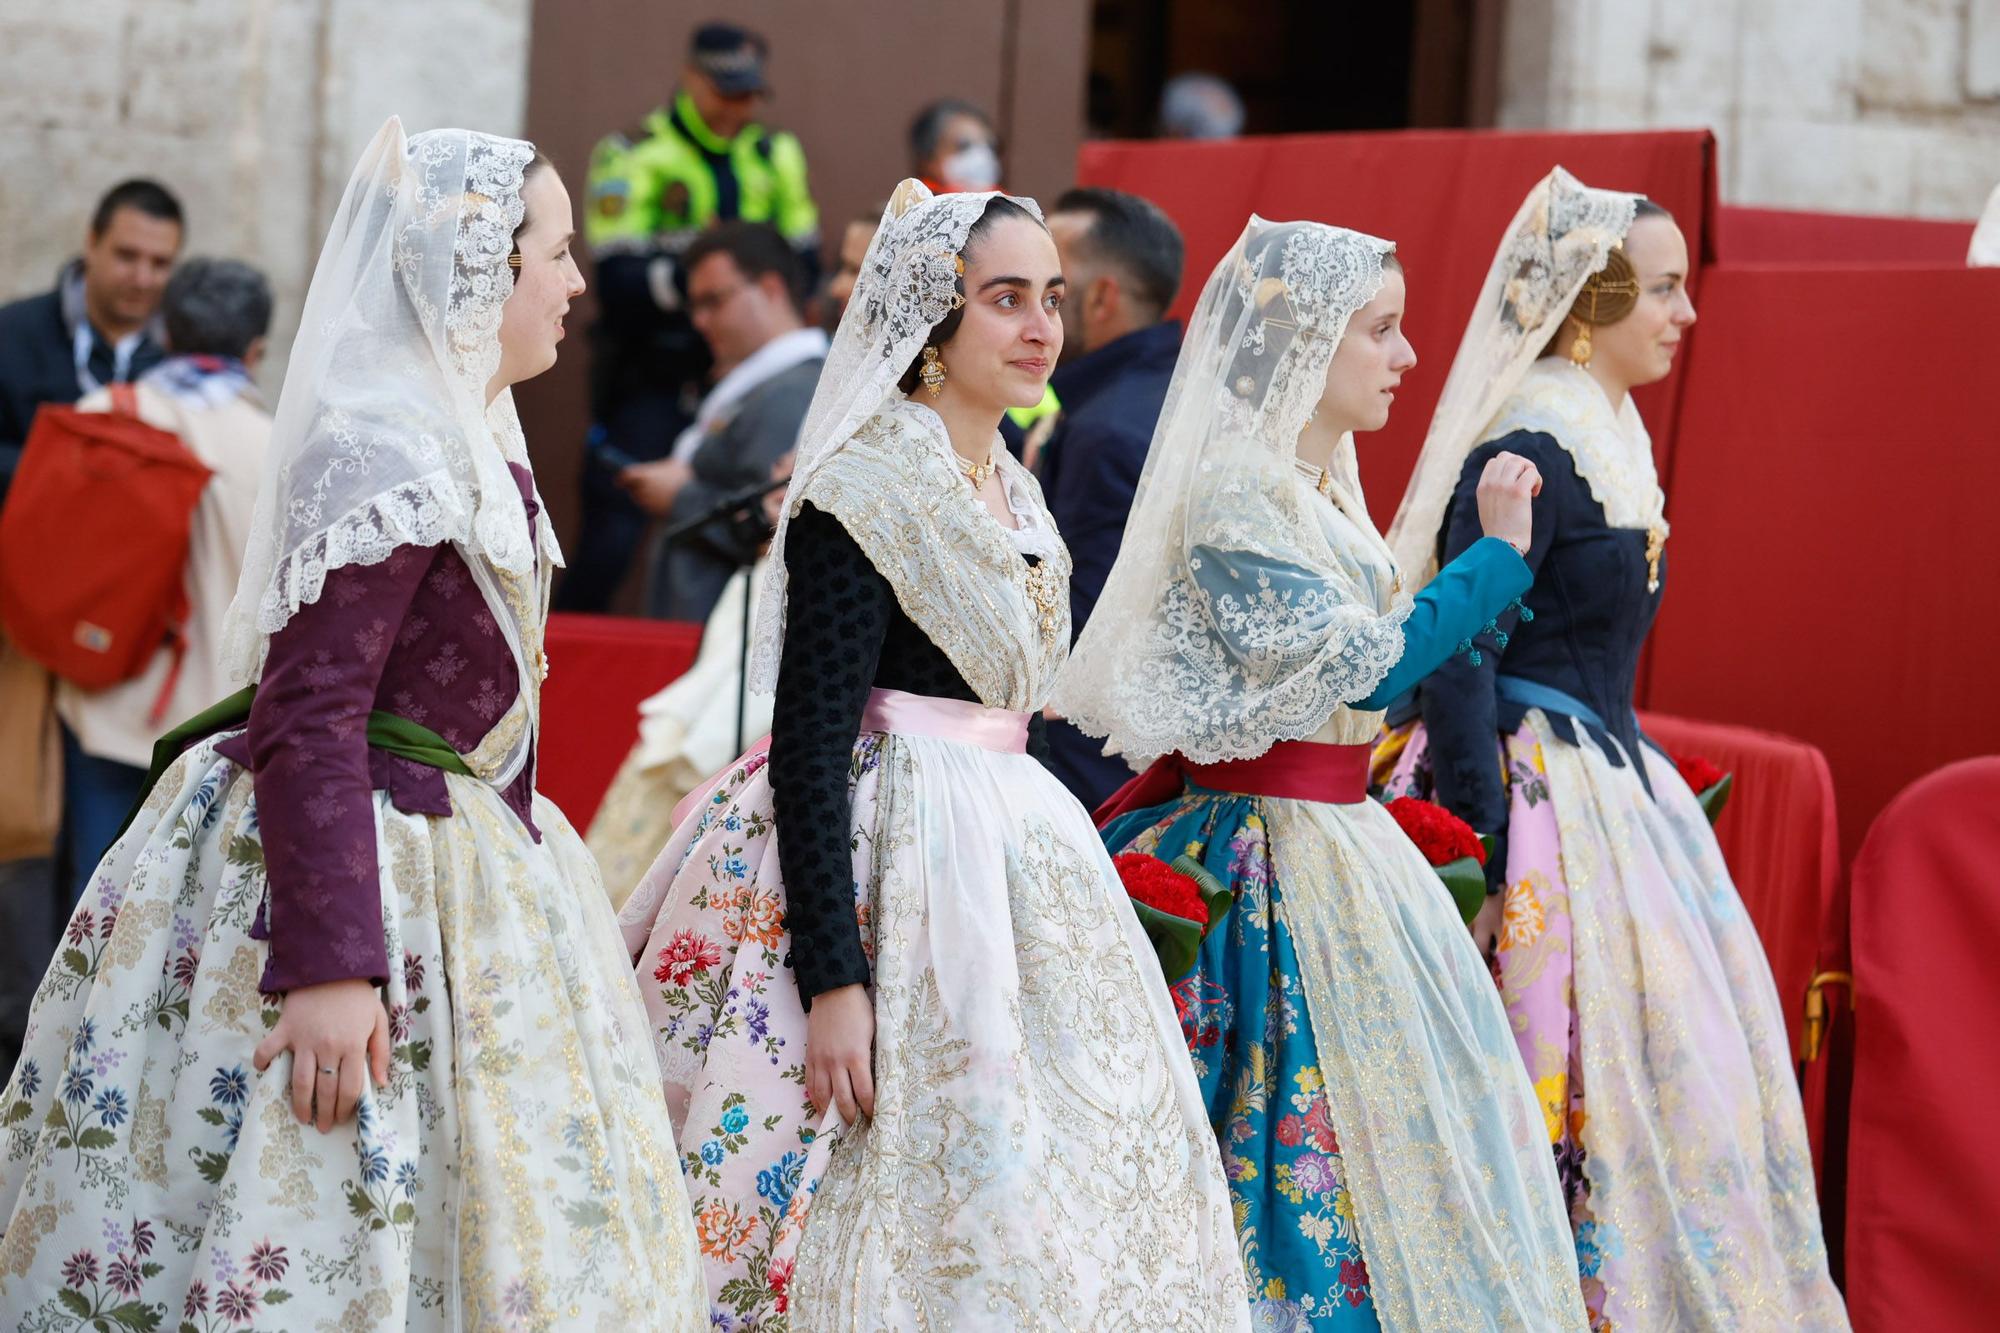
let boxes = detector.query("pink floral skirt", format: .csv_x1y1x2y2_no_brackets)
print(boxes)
1377,713,1846,1330
617,715,1245,1331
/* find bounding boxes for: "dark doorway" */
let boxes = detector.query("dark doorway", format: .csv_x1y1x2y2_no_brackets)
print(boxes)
1088,0,1501,139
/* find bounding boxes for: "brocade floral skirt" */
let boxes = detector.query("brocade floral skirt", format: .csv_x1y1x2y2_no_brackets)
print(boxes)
1101,782,1585,1333
0,735,706,1331
618,719,1248,1332
1378,713,1849,1331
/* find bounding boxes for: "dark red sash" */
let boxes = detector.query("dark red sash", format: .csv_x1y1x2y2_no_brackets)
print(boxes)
1094,739,1373,826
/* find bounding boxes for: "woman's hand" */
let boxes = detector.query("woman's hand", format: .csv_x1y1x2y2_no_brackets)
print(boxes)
805,982,876,1126
253,978,391,1133
1469,892,1506,972
762,450,796,530
1475,451,1543,554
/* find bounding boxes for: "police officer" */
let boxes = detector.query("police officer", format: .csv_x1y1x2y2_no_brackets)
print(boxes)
564,21,818,612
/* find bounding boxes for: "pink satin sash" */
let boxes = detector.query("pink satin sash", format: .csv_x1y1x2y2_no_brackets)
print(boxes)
858,687,1031,754
666,689,1030,829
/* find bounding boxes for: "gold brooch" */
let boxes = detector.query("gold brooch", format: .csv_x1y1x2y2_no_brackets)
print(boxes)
1023,563,1063,640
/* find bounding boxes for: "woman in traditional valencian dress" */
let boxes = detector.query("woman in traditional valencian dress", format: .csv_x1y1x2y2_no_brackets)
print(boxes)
0,119,706,1329
1052,216,1586,1332
1377,167,1848,1330
617,180,1246,1331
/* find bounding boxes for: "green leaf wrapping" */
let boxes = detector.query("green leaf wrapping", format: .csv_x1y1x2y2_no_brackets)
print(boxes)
1128,899,1204,985
1697,773,1734,825
1435,855,1487,927
1169,853,1235,930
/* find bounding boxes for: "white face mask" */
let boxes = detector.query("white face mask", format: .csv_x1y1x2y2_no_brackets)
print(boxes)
941,142,1002,192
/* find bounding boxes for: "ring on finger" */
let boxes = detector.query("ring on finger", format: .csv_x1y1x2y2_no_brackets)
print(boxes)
319,1065,337,1077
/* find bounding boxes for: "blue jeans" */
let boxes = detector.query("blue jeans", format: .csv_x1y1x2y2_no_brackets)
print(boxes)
59,725,148,906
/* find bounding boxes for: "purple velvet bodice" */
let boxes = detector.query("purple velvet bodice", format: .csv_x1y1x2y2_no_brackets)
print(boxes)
215,464,542,993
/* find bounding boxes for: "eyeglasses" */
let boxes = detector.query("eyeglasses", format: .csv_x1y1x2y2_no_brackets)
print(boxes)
688,282,747,316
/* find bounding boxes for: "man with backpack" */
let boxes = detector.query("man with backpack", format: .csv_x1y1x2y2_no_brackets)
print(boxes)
36,259,275,904
0,179,183,509
0,179,184,1083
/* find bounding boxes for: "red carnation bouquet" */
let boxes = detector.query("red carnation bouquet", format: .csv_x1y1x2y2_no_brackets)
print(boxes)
1670,751,1734,824
1113,851,1234,983
1384,796,1491,925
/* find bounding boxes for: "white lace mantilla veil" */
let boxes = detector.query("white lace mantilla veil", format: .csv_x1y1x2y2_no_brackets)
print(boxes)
1385,166,1641,586
220,118,561,710
745,179,1043,695
1049,216,1406,765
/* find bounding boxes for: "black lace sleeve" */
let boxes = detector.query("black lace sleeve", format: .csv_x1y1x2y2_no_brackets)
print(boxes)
768,503,883,1009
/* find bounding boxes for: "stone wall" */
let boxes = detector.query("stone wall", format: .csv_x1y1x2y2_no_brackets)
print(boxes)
1498,0,2000,218
0,0,534,389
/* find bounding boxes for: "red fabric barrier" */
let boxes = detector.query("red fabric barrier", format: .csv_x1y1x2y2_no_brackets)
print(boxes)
1075,129,1717,529
1642,265,2000,863
1842,758,2000,1332
1637,712,1839,1066
537,612,701,827
1717,205,1975,266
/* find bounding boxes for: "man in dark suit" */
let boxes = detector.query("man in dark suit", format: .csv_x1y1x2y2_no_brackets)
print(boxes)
0,179,182,507
1038,188,1185,807
0,178,181,1085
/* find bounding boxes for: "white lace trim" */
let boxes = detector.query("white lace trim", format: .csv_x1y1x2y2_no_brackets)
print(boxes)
223,121,551,709
1052,218,1414,765
794,399,1072,712
222,471,464,680
1067,570,1413,766
750,182,1046,695
1486,359,1668,533
1387,168,1641,585
404,130,532,390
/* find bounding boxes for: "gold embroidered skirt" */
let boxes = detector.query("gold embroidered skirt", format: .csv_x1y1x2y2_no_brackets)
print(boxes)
620,723,1250,1331
0,736,707,1330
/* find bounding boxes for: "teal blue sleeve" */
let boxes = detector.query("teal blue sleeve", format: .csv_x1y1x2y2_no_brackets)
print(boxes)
1353,537,1532,711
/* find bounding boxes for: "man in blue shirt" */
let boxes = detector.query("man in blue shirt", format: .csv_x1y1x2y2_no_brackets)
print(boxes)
1038,188,1185,807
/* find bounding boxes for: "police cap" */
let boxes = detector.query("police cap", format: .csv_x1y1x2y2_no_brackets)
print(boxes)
690,22,768,97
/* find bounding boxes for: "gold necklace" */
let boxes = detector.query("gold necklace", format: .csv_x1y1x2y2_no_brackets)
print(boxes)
955,450,998,488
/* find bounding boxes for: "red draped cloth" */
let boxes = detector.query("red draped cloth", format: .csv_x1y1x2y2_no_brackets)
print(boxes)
1841,758,2000,1332
1715,205,1975,265
536,613,701,826
1643,265,2000,866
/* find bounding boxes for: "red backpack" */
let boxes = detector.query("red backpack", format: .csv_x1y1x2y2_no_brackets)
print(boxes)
0,383,212,717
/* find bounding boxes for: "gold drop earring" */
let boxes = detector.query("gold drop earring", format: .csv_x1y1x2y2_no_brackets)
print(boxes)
919,346,947,397
1568,320,1593,368
1569,285,1602,368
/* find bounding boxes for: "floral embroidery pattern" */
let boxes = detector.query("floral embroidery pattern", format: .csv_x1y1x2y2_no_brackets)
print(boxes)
0,736,704,1328
622,746,842,1330
1379,716,1845,1329
1104,790,1376,1326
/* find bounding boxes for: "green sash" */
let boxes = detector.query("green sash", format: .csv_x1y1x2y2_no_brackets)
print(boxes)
117,685,475,840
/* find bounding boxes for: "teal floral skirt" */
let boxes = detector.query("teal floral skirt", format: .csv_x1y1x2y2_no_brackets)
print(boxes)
1105,790,1379,1331
1103,780,1588,1332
